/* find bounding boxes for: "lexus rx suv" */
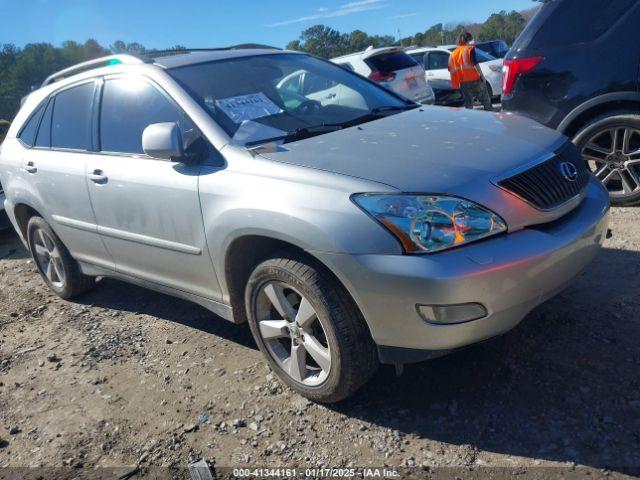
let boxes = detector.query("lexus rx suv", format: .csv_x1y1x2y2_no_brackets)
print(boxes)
502,0,640,205
0,48,609,402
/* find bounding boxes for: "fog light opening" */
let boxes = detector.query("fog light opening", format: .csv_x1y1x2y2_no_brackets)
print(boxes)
417,303,488,325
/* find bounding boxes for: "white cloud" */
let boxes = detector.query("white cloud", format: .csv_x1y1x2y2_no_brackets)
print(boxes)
390,12,418,20
267,0,387,27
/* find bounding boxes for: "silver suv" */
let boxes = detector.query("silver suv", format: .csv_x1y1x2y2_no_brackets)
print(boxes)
0,48,610,402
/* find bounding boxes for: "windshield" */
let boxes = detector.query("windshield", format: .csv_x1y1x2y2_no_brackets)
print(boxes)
168,53,410,146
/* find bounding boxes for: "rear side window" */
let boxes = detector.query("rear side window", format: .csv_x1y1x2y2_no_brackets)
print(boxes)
35,99,54,148
99,78,184,155
365,52,417,72
517,0,636,49
18,102,46,147
338,62,354,71
427,52,450,70
51,82,95,150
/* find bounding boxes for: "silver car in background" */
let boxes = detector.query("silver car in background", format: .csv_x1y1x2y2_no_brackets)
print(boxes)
0,48,609,402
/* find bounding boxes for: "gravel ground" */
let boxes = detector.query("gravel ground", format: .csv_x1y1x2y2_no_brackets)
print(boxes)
0,207,638,479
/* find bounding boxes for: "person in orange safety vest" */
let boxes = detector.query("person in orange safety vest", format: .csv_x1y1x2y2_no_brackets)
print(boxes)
448,32,493,111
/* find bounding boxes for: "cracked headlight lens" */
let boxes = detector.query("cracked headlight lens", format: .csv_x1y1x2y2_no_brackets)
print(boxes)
353,194,507,253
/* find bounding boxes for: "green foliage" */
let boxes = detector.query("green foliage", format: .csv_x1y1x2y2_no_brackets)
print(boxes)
0,39,113,120
286,25,395,57
478,10,526,45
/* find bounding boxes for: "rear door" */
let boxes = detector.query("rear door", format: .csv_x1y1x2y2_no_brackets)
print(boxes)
86,75,220,298
20,80,114,270
425,50,452,83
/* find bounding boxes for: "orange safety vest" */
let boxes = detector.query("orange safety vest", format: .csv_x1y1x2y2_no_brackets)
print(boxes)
448,45,481,89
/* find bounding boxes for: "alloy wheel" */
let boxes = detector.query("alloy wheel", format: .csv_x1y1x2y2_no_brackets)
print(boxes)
581,126,640,200
255,281,331,386
32,228,66,288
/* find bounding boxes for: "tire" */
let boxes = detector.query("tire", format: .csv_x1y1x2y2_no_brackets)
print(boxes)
485,81,494,100
245,256,378,403
573,111,640,206
27,216,95,299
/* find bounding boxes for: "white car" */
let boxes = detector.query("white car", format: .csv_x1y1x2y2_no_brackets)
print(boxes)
407,46,503,100
331,47,435,105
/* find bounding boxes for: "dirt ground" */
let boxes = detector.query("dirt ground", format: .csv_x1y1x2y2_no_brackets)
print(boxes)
0,206,639,480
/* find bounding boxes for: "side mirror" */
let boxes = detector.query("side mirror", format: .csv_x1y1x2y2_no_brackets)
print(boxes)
142,122,184,161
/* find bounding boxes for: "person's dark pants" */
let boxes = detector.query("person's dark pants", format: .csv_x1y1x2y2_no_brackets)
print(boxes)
460,78,493,111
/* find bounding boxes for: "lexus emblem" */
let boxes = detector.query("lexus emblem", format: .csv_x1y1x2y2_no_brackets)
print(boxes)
560,162,578,182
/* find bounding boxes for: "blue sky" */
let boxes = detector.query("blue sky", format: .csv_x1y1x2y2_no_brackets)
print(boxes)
0,0,536,49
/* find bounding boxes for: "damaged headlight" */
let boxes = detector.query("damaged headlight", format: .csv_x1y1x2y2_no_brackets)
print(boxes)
353,194,507,254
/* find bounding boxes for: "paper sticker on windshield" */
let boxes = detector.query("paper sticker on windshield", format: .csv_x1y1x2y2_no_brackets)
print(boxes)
215,93,281,124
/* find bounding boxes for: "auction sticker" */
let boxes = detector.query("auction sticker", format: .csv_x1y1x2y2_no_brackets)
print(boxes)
216,92,282,124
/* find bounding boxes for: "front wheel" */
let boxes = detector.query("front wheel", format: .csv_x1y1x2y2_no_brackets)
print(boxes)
245,256,378,403
574,112,640,205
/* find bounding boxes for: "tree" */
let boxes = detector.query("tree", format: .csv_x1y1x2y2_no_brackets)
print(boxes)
478,10,526,44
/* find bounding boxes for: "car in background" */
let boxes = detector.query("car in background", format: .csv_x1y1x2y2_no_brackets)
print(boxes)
474,40,510,59
428,78,464,107
0,120,9,143
331,47,435,105
406,46,503,101
0,120,9,230
501,0,640,205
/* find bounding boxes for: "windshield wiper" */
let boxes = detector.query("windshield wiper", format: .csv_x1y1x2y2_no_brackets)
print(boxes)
245,124,344,148
244,104,418,148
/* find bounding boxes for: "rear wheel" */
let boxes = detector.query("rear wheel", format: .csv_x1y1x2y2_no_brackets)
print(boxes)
27,216,95,299
574,112,640,205
245,256,378,403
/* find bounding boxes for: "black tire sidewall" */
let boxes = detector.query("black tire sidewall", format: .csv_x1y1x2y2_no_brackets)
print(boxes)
245,259,348,402
573,112,640,206
27,217,73,298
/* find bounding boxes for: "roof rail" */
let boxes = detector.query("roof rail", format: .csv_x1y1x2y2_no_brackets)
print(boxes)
41,54,147,87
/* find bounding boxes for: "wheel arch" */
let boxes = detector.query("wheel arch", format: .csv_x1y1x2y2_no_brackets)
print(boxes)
13,202,43,243
559,92,640,138
223,234,373,343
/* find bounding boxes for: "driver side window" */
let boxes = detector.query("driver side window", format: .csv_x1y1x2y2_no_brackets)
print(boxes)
100,77,202,156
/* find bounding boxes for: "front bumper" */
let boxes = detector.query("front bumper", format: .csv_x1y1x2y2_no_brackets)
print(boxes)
314,178,609,355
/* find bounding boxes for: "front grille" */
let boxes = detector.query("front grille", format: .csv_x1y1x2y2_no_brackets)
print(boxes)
498,144,590,210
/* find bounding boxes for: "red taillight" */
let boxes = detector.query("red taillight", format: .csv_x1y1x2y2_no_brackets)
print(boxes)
369,71,396,82
502,56,544,95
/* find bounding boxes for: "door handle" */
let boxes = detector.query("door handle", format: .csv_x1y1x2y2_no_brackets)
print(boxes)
24,161,37,174
87,169,108,183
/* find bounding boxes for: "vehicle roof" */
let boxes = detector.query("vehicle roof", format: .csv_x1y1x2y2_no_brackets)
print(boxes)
331,46,401,61
406,47,450,54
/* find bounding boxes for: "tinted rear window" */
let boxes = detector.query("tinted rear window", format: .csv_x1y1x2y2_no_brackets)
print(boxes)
18,102,45,147
35,99,54,148
365,52,417,72
514,0,637,50
51,82,94,150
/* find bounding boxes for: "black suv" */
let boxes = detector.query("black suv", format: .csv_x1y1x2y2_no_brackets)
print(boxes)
502,0,640,205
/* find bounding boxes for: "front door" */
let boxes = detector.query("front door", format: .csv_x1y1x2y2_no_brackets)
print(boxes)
86,76,220,299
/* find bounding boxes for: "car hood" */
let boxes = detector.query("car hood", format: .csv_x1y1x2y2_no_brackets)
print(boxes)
258,107,570,230
259,107,566,193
